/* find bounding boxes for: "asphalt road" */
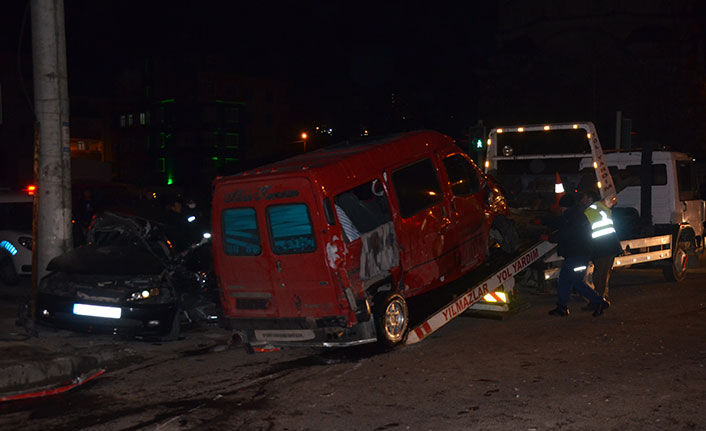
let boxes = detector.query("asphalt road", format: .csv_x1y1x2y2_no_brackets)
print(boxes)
1,262,705,431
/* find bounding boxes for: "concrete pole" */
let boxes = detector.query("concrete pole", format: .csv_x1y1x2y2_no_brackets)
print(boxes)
31,0,72,284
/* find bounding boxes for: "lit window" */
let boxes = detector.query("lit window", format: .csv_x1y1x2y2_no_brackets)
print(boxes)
120,115,126,127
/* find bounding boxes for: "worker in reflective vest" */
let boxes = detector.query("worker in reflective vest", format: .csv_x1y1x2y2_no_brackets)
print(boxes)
580,190,623,307
547,193,609,317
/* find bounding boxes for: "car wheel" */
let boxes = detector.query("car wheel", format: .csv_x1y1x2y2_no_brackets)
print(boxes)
373,291,408,348
663,240,688,282
0,258,19,286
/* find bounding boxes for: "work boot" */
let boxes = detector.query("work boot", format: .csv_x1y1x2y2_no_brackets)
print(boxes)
583,298,610,311
592,299,611,317
548,306,570,316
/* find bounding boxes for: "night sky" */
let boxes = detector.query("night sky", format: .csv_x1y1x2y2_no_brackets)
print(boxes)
59,1,497,136
2,1,705,157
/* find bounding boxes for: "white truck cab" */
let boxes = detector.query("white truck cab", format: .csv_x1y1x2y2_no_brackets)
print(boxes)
579,150,705,254
485,121,704,282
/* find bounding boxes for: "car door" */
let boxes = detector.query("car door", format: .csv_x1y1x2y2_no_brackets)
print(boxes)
389,157,456,296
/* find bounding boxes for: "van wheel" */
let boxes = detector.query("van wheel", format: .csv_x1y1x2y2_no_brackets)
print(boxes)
487,216,520,261
0,259,19,286
663,240,688,282
373,292,408,348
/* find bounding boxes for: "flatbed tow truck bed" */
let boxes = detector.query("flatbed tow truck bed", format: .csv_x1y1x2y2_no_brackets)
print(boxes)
405,239,557,345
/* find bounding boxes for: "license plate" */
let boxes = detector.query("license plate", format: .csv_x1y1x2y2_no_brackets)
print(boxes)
73,303,122,319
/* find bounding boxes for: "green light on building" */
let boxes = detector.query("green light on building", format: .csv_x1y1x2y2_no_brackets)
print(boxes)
159,98,175,104
167,172,174,185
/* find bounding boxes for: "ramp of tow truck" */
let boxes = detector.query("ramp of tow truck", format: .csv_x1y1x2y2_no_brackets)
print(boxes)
405,240,556,345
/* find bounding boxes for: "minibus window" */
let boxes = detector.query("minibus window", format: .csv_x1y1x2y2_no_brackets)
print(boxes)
335,178,392,242
267,204,316,254
443,154,481,196
392,159,443,218
222,208,261,256
323,197,336,226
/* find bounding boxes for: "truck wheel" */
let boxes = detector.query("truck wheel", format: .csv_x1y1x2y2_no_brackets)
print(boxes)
373,292,408,348
488,216,520,260
663,240,688,282
0,258,19,286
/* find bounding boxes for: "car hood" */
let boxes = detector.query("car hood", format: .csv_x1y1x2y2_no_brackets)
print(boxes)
46,244,164,275
46,211,171,275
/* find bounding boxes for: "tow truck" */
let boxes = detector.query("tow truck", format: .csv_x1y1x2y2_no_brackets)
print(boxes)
405,121,704,344
405,122,614,343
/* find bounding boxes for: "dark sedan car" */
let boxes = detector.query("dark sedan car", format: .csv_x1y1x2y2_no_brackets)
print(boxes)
36,212,219,340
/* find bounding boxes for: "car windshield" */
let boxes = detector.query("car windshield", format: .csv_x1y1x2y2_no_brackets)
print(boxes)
0,202,33,230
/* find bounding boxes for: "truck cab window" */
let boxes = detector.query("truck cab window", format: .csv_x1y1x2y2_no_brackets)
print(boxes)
222,208,261,256
677,161,699,201
392,158,443,218
443,154,481,196
610,164,667,192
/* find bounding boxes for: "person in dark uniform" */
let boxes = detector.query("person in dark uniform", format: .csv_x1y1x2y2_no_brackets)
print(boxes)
548,193,610,317
164,199,192,253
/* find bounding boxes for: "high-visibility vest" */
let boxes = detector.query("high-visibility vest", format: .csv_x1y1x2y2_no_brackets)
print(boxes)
584,201,616,239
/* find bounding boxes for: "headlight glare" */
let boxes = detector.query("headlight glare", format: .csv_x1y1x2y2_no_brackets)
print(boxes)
127,287,160,302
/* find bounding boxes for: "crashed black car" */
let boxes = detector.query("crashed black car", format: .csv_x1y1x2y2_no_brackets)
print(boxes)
36,212,219,340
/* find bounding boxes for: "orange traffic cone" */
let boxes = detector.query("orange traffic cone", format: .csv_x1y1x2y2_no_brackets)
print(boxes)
551,172,565,212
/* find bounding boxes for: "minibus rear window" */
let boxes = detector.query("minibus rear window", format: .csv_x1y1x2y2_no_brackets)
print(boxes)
267,204,316,254
222,208,261,256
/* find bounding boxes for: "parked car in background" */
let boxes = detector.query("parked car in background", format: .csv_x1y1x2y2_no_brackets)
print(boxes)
35,212,219,340
0,188,34,285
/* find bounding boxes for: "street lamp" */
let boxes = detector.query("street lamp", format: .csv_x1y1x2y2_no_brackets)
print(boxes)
301,132,308,152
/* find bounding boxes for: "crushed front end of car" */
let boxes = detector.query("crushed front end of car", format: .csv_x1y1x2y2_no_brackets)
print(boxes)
35,212,219,340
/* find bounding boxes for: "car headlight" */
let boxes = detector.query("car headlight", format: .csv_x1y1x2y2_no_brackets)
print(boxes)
127,287,161,302
18,237,32,251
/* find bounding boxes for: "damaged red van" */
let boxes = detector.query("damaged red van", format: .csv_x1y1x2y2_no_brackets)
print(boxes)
211,130,514,347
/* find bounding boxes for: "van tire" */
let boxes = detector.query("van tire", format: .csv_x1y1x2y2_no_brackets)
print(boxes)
0,258,19,286
663,240,688,282
373,291,408,348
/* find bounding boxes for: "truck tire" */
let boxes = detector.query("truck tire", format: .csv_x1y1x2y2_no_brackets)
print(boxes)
0,258,19,286
373,291,408,348
663,240,688,282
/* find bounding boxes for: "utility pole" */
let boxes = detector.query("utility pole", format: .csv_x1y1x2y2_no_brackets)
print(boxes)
30,0,72,291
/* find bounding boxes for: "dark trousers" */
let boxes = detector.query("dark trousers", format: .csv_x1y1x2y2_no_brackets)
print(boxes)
591,256,613,299
557,255,603,308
